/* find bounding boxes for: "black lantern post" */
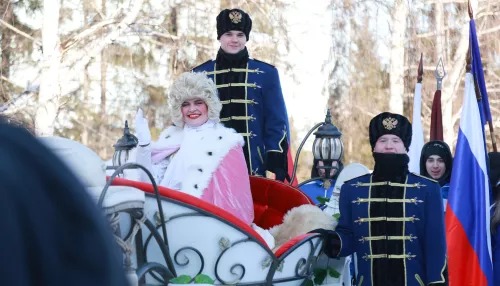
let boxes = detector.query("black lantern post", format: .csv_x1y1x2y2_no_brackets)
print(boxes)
290,109,344,186
111,120,139,168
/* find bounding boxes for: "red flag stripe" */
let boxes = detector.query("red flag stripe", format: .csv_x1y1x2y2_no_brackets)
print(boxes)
446,204,488,286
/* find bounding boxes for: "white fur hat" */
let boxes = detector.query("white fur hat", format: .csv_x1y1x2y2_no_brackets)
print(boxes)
168,72,222,128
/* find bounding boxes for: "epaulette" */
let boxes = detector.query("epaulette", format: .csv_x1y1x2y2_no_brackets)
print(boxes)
191,59,213,71
252,58,275,68
343,173,371,184
410,172,438,183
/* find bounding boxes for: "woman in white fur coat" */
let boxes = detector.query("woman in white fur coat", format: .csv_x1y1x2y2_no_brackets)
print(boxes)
133,71,254,225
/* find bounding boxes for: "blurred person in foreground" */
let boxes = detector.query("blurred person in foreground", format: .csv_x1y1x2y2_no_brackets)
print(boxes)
0,117,128,286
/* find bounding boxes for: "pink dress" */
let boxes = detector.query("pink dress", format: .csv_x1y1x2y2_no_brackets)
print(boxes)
201,147,254,225
135,123,254,225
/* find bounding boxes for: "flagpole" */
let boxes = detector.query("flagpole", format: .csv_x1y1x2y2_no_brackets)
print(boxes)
417,53,423,84
410,53,423,123
408,53,425,174
429,59,445,141
468,0,498,152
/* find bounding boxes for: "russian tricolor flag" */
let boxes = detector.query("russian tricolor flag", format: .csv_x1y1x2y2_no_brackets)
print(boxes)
445,71,493,285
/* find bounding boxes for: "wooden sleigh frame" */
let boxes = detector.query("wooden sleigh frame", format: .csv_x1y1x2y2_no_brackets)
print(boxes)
103,163,324,286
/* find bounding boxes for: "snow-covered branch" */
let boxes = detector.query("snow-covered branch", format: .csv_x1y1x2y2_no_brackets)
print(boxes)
0,19,41,46
61,0,145,73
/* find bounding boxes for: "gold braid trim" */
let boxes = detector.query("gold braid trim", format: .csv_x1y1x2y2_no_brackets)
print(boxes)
351,181,426,189
220,116,256,122
351,197,423,205
354,216,420,224
362,253,417,261
221,99,259,105
206,68,264,75
216,82,261,89
267,128,287,153
359,235,417,242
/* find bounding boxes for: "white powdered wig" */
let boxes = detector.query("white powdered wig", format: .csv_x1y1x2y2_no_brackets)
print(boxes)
168,72,222,128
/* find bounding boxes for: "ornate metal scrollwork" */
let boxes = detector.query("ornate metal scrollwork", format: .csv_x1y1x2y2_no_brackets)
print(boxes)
174,247,205,281
214,238,253,284
295,258,308,277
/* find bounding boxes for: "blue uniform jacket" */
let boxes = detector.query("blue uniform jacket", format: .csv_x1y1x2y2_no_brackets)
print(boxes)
335,173,447,286
194,58,289,176
300,179,336,205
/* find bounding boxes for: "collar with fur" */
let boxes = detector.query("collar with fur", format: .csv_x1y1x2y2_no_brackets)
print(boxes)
155,124,244,198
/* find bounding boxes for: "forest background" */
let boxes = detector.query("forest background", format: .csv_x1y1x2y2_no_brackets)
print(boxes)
1,0,500,182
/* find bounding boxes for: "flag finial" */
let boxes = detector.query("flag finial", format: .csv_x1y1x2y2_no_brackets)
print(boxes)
434,58,446,90
417,53,424,83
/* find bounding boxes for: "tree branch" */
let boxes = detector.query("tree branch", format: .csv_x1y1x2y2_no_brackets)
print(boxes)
60,0,145,75
61,18,118,52
404,65,440,72
0,19,41,46
479,24,500,35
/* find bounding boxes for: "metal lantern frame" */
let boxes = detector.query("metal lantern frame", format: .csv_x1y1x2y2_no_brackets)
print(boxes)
111,120,139,169
290,109,344,187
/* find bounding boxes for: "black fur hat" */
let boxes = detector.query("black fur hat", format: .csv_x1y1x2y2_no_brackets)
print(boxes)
216,9,252,41
369,112,412,151
489,152,500,192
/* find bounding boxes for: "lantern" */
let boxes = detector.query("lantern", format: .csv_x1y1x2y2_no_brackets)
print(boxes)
112,120,138,167
312,110,344,178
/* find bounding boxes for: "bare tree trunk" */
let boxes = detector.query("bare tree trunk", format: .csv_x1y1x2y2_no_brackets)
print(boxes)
99,0,108,159
36,0,61,136
435,1,444,60
389,0,409,115
441,6,471,149
81,0,90,146
169,6,179,76
82,68,90,145
0,2,13,102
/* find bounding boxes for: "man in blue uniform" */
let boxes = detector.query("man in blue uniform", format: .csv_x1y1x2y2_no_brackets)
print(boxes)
313,112,448,286
300,159,343,205
300,159,343,204
193,8,290,181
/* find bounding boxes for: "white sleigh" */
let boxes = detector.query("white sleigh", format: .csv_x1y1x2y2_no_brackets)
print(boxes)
41,136,324,286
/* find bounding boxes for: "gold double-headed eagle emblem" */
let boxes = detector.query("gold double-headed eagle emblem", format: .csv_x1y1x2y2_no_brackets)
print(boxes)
382,117,398,130
229,11,242,24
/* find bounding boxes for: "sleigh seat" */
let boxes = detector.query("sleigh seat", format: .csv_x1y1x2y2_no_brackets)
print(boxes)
39,136,146,214
40,135,323,286
110,177,323,286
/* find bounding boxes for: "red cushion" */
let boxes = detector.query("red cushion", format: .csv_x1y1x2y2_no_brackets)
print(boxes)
108,177,268,246
249,176,314,229
274,233,315,257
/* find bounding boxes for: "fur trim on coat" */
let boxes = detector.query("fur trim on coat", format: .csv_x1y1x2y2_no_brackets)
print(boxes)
269,205,336,250
179,124,244,197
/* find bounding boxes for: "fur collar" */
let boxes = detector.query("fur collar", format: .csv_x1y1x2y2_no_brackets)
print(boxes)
151,126,183,151
156,124,244,198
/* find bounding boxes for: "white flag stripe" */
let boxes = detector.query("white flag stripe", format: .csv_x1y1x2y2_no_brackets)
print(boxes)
461,73,489,175
408,82,424,173
460,72,492,259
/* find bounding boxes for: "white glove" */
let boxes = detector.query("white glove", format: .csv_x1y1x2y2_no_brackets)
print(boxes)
135,108,151,146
